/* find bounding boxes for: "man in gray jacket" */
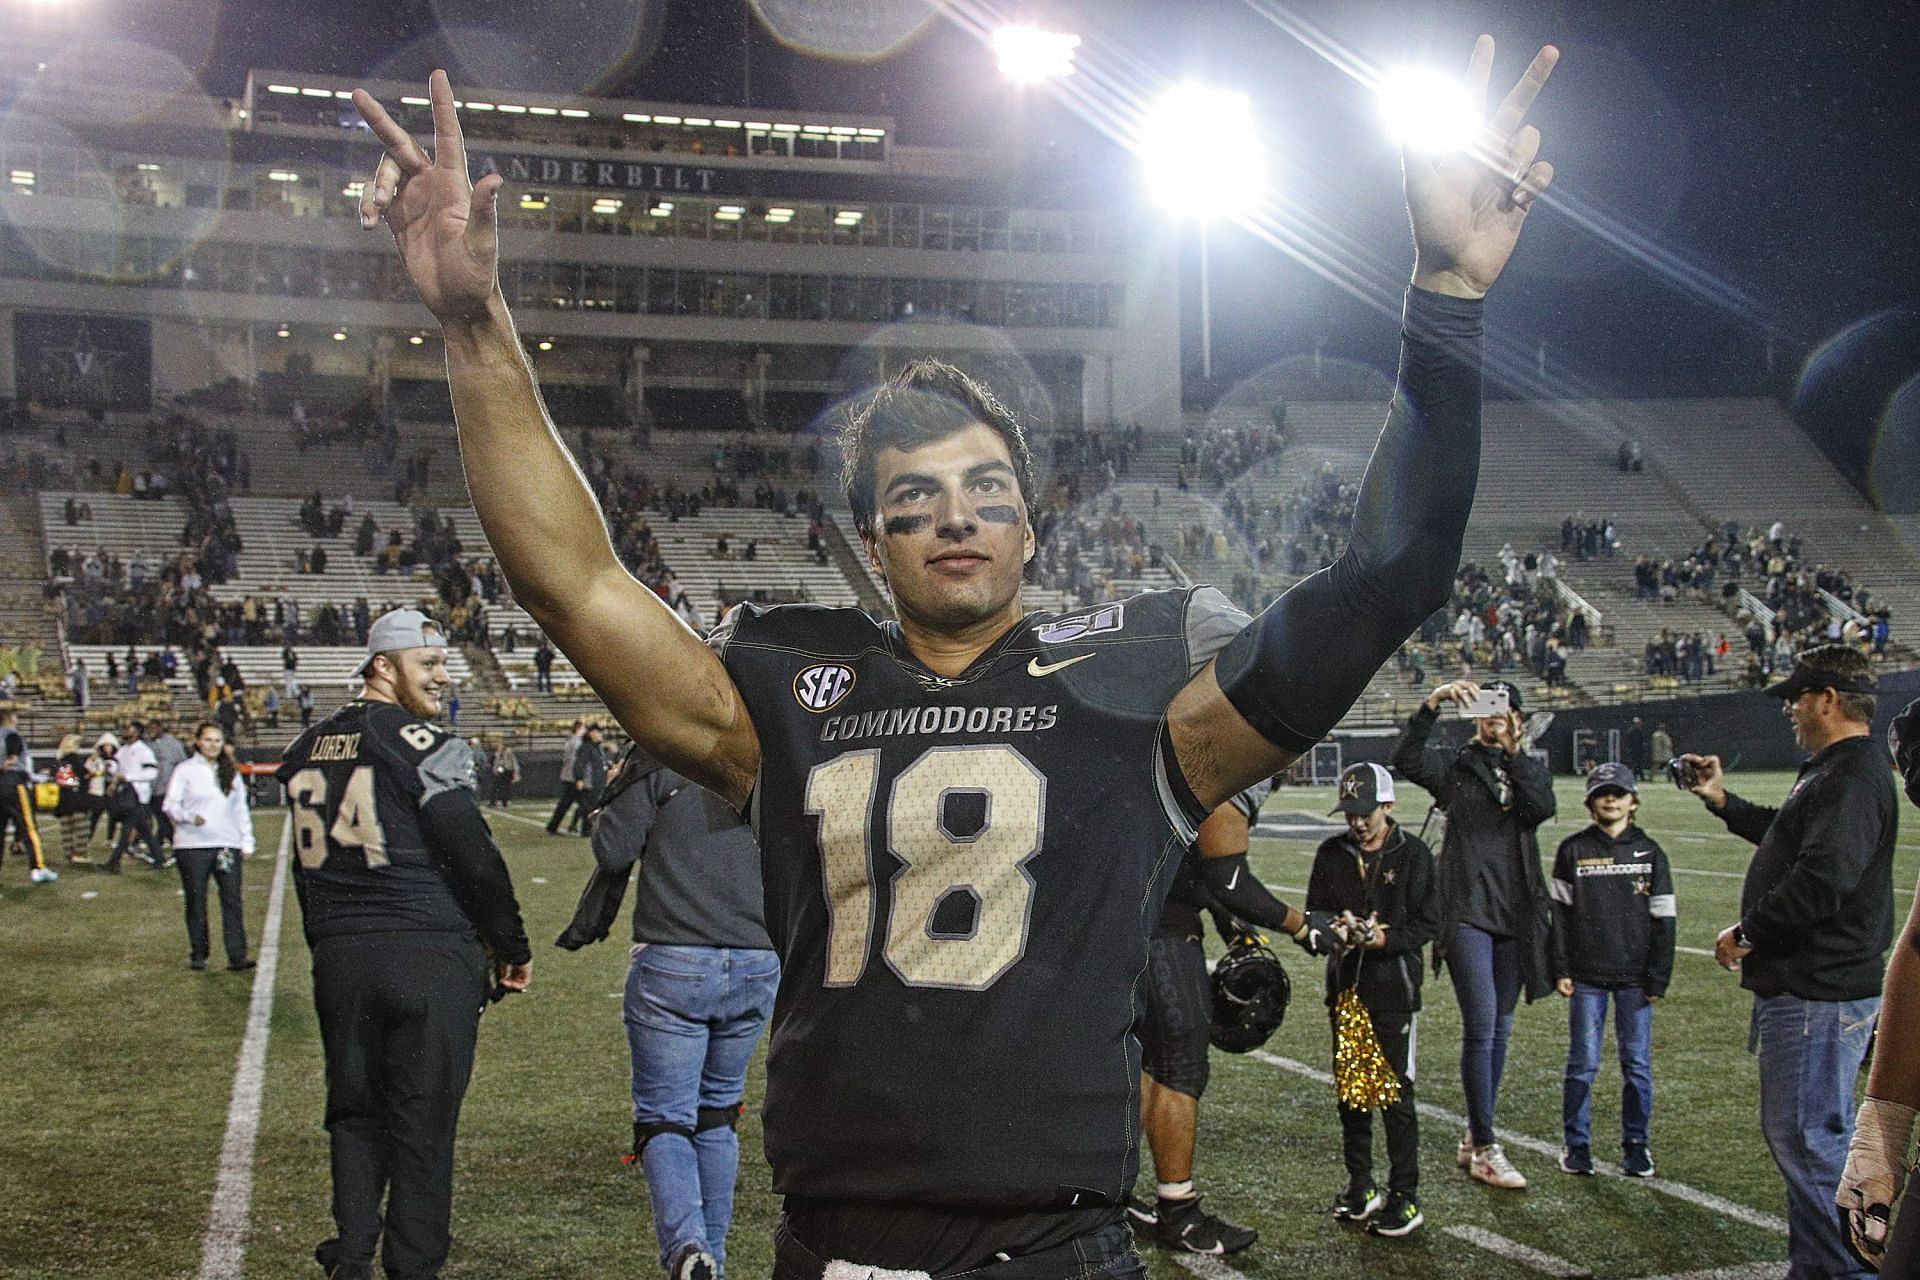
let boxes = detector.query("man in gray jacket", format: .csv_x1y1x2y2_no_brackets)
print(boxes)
559,745,777,1280
545,718,587,835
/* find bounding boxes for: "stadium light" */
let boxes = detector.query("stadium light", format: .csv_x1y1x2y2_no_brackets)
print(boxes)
331,331,347,341
408,334,424,345
993,25,1080,83
1377,67,1480,153
1137,83,1266,222
1138,83,1267,385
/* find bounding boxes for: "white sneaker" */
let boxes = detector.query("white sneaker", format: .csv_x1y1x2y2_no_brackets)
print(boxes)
1456,1132,1474,1169
1469,1143,1527,1190
29,867,57,884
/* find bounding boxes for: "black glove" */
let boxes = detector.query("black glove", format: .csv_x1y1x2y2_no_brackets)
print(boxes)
1291,910,1342,956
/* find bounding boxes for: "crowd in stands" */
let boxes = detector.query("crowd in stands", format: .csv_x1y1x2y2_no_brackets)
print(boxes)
1629,519,1894,681
1560,513,1620,561
1176,418,1279,491
1404,549,1585,690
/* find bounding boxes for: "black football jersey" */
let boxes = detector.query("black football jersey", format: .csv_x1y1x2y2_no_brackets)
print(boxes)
276,700,486,944
716,587,1247,1207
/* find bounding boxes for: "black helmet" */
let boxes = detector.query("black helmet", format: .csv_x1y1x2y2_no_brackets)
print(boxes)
1209,939,1291,1053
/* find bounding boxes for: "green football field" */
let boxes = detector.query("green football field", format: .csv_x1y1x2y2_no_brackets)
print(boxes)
1,770,1911,1279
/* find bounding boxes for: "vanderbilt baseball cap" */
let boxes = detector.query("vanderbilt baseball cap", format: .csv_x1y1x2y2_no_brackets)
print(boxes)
1331,762,1396,815
1584,761,1638,797
353,608,447,677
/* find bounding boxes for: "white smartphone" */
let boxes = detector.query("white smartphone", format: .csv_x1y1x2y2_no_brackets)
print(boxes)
1457,686,1511,718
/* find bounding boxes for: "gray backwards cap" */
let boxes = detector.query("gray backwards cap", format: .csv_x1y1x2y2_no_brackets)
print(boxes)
353,608,447,677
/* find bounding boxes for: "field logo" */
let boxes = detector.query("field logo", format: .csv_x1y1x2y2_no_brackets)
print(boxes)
794,663,857,713
1035,603,1125,645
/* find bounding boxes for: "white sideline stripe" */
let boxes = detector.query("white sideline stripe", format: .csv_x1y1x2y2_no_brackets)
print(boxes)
1172,1255,1253,1280
1631,1265,1786,1280
1677,945,1716,957
1444,1225,1590,1276
1245,1050,1789,1235
196,818,293,1280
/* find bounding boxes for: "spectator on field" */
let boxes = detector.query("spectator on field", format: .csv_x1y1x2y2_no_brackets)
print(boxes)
1623,718,1649,780
1650,724,1673,769
83,733,118,850
297,685,315,728
557,745,777,1280
567,725,609,834
148,720,188,856
490,741,520,808
107,721,161,872
1392,678,1556,1191
1308,763,1439,1237
546,720,588,836
52,733,91,865
1680,644,1896,1280
1550,764,1675,1177
161,722,255,972
1837,697,1920,1272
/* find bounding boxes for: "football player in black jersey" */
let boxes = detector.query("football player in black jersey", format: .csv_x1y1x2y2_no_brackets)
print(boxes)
353,37,1558,1277
278,609,531,1280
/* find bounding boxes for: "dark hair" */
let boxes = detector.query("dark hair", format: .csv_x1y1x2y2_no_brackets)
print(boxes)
196,721,238,793
1796,643,1876,723
838,358,1035,537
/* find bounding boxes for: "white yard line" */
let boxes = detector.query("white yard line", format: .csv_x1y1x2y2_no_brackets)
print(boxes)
1171,1255,1255,1280
196,818,293,1280
1245,1050,1789,1235
1443,1225,1590,1277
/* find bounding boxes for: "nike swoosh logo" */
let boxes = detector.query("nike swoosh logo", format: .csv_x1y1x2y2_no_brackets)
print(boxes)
1226,866,1241,891
1027,653,1094,677
1632,850,1651,859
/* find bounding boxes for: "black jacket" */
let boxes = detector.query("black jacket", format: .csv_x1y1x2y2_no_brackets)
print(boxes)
572,737,608,793
1549,823,1676,997
1720,734,1898,1002
1391,704,1558,1002
1305,822,1441,1016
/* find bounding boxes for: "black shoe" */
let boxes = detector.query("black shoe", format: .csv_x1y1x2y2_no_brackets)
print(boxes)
314,1239,372,1280
1123,1192,1158,1230
102,861,121,875
1623,1143,1656,1178
1558,1145,1595,1176
1331,1180,1384,1221
189,958,208,972
228,959,257,972
1368,1193,1424,1238
666,1241,717,1280
1155,1196,1257,1255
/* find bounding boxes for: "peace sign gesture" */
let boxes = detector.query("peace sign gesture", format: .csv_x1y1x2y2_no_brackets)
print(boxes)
351,70,503,325
1407,37,1559,300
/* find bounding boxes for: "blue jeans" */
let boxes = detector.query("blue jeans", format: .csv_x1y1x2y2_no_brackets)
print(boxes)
1750,992,1879,1280
1446,924,1521,1147
1561,982,1652,1155
626,944,780,1275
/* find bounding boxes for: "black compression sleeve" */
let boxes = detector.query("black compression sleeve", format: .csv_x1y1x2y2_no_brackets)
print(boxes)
1200,853,1295,934
422,792,533,965
1215,287,1483,750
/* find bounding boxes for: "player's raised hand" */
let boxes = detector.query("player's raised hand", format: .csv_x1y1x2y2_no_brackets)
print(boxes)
351,70,503,325
1406,36,1558,299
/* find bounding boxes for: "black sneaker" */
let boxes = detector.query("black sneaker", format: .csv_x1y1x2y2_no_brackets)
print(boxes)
1368,1193,1424,1238
1155,1196,1257,1255
1623,1143,1656,1178
1331,1180,1384,1221
1558,1145,1594,1176
228,959,257,973
1123,1193,1158,1230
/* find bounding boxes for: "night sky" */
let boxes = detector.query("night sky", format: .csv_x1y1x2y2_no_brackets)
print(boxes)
27,0,1920,399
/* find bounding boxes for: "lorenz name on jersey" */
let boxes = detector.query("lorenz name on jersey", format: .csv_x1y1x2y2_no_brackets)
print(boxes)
306,732,364,762
818,702,1059,744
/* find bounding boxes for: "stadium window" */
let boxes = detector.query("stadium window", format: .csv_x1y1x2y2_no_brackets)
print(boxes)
889,204,919,249
982,207,1010,252
646,267,676,315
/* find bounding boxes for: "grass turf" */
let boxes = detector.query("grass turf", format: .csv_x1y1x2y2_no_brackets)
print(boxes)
0,770,1910,1278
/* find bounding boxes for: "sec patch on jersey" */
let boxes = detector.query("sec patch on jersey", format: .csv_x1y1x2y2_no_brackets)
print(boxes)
793,663,857,712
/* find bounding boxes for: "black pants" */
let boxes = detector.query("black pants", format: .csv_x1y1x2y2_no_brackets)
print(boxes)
545,786,579,833
1333,1005,1420,1197
0,777,46,872
312,932,488,1280
176,846,248,966
107,801,156,868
